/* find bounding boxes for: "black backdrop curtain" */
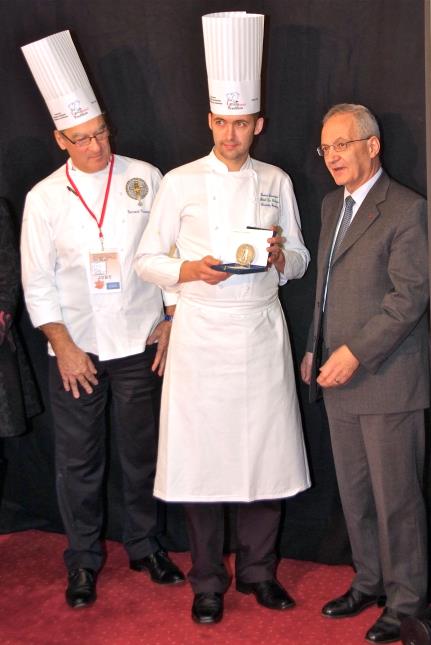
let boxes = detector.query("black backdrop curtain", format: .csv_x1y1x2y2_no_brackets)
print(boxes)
0,0,426,564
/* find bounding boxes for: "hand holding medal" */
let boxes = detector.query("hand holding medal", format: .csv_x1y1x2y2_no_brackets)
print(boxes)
211,226,277,274
179,255,231,285
266,226,286,273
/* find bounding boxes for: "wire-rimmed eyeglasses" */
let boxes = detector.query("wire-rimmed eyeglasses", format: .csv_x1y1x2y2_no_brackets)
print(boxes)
317,137,371,157
61,125,110,148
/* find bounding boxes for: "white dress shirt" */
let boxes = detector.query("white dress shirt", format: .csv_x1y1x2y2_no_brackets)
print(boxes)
323,167,383,308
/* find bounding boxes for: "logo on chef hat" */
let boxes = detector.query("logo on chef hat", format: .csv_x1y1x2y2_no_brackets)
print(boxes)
226,91,246,111
68,99,89,120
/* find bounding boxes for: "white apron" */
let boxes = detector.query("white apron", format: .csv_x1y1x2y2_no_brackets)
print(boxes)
153,163,310,502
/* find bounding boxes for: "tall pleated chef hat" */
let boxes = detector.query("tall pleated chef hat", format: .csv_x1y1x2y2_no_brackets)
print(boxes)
202,11,264,116
21,30,102,130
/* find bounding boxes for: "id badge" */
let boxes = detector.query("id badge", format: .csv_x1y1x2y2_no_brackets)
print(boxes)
89,249,122,293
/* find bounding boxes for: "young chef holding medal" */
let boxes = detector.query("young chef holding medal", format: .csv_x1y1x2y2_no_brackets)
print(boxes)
135,11,311,624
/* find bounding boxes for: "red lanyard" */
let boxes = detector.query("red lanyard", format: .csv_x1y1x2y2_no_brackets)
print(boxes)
66,155,115,250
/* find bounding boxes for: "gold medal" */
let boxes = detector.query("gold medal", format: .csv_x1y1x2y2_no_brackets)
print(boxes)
126,178,148,206
236,243,255,266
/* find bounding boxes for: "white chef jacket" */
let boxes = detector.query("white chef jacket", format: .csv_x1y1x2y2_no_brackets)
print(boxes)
22,154,163,361
135,151,311,502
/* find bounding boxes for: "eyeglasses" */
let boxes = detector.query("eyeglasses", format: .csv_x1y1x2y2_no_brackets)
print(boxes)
61,125,110,148
317,137,371,157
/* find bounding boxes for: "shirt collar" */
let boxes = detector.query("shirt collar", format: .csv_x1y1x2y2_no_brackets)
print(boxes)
208,149,252,173
344,167,383,209
68,158,111,179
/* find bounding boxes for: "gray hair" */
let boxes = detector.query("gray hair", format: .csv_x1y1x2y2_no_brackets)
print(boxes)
323,103,380,138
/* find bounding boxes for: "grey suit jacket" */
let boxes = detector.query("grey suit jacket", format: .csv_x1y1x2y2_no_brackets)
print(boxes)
307,171,429,413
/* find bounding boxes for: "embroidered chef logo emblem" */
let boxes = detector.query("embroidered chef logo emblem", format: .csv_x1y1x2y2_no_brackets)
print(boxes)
126,178,148,206
236,243,255,266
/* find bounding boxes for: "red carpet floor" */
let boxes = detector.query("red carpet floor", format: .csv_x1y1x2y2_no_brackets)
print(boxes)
0,530,386,644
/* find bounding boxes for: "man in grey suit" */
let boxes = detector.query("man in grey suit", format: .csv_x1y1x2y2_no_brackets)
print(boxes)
301,103,429,644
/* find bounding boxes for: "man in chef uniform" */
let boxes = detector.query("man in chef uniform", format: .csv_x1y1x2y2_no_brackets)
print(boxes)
20,31,184,609
135,12,310,624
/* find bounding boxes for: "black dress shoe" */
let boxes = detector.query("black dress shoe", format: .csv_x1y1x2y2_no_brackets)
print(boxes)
192,592,224,624
129,550,185,585
65,568,96,608
400,614,431,645
322,587,380,618
366,608,407,643
236,579,295,610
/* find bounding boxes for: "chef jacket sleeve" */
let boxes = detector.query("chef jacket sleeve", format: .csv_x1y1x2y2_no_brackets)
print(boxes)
278,174,310,286
135,174,185,288
21,190,64,328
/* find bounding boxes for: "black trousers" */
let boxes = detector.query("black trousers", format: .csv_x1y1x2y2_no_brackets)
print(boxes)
49,347,163,572
183,500,281,593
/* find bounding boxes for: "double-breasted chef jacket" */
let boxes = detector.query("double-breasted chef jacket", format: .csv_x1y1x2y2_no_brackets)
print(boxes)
22,154,164,359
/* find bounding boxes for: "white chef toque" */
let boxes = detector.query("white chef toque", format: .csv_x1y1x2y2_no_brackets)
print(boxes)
202,11,264,116
21,30,102,130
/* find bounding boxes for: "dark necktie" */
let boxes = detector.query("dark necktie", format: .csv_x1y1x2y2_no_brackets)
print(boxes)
323,195,356,314
332,195,355,261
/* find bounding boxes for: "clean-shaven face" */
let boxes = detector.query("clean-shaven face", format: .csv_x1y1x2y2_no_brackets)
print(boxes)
54,115,111,173
208,112,264,171
320,112,380,193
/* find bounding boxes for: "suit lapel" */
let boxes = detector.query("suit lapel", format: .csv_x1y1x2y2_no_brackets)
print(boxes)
321,192,344,266
332,171,389,265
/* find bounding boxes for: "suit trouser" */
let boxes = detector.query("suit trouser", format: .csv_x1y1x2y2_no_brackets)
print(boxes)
323,397,427,615
183,501,281,593
49,348,163,572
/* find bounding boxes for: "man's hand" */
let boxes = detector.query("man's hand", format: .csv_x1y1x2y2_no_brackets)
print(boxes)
147,320,172,377
267,227,286,273
179,256,231,285
300,352,313,384
317,344,359,388
56,343,98,398
39,322,98,398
